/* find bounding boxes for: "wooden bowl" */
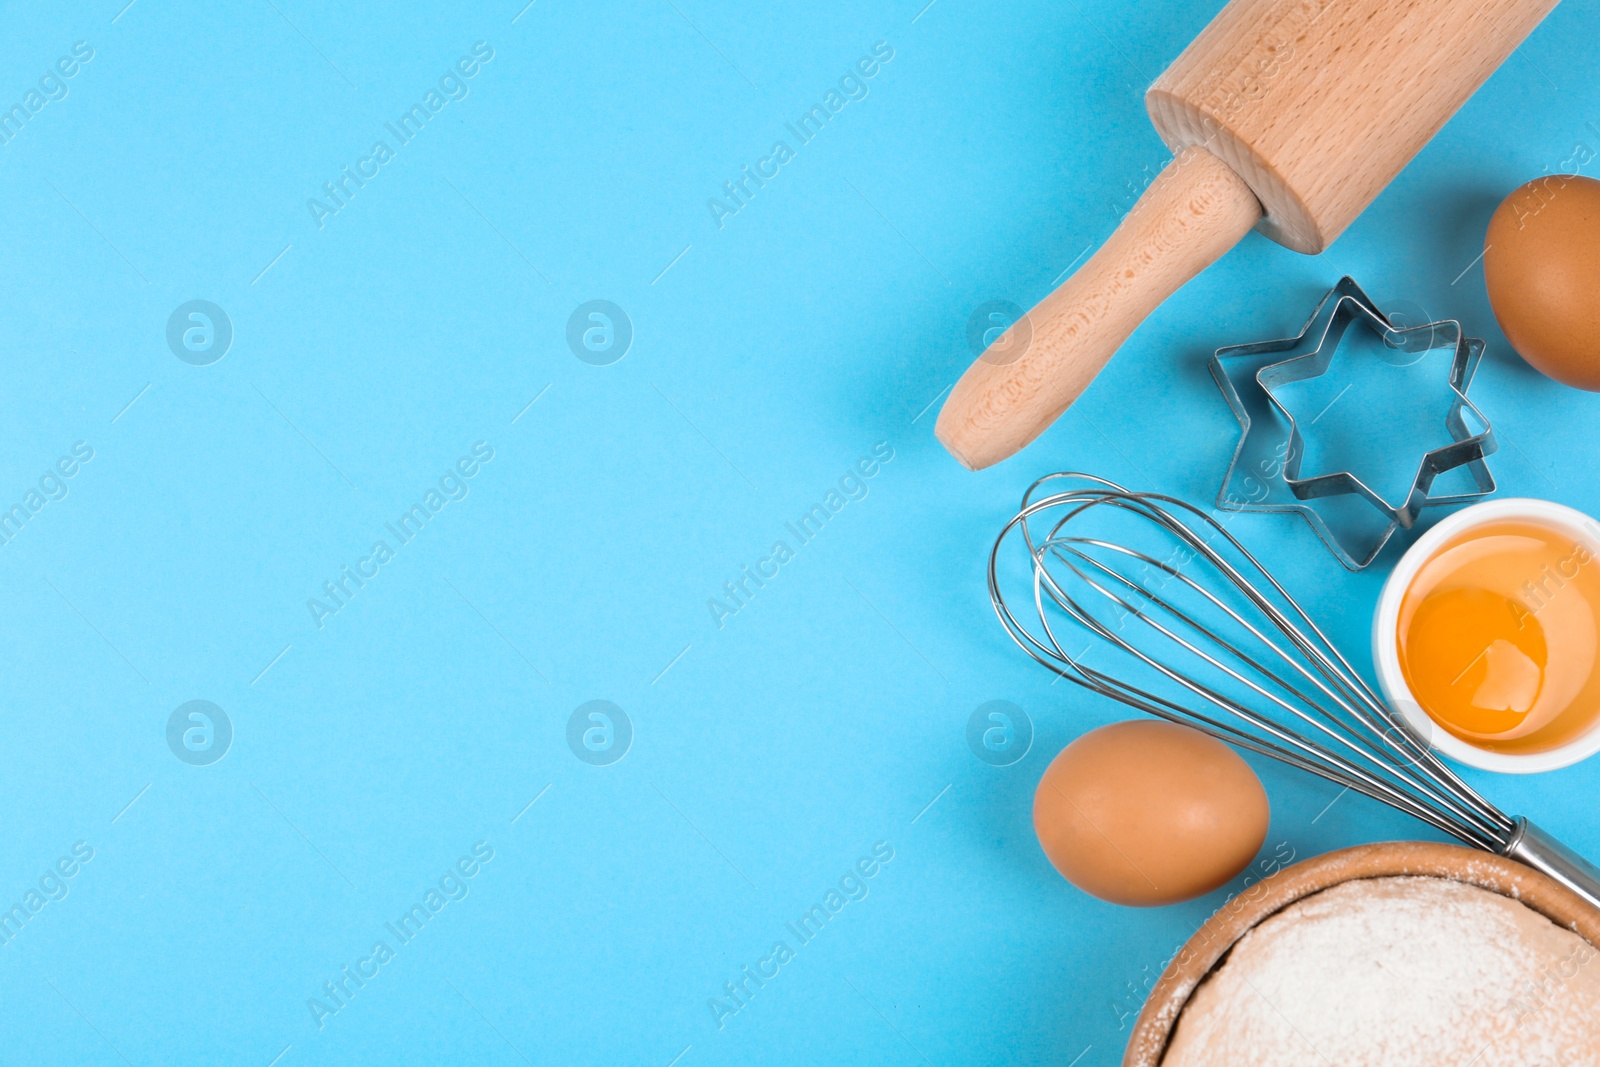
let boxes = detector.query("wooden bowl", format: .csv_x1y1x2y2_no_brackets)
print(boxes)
1123,841,1600,1065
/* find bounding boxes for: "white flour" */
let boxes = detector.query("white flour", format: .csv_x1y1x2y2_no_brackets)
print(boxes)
1161,876,1600,1066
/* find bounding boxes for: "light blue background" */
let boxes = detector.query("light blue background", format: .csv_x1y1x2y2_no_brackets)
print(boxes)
1,1,1596,1063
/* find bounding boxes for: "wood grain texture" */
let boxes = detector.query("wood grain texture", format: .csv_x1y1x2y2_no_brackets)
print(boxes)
934,0,1559,470
1148,0,1559,253
935,147,1259,470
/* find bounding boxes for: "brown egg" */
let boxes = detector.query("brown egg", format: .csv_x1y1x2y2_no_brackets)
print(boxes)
1033,720,1268,906
1484,175,1600,390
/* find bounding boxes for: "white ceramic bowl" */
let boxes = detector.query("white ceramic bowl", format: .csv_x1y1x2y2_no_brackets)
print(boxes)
1372,497,1600,774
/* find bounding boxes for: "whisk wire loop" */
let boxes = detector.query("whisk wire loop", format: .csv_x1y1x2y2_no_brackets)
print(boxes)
1027,538,1495,844
989,473,1515,852
1039,536,1509,844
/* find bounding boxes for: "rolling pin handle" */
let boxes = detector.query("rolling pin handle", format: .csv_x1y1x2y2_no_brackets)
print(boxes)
935,146,1261,470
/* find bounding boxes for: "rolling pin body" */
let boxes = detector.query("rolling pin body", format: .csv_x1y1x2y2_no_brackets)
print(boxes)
936,0,1561,470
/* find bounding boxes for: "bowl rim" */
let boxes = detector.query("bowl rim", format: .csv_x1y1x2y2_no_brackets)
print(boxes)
1122,840,1600,1066
1370,497,1600,773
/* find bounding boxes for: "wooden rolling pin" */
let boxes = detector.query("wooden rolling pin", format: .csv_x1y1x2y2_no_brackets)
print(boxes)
935,0,1560,470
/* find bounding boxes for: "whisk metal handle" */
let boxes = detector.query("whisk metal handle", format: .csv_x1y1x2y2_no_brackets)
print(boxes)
1503,819,1600,914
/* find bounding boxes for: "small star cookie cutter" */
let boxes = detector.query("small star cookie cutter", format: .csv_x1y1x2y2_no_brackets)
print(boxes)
1209,277,1497,570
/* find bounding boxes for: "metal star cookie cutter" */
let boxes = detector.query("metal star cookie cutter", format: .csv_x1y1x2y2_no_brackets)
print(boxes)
1209,277,1497,570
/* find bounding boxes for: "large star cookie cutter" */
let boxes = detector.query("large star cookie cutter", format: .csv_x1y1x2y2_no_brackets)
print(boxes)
1209,277,1497,570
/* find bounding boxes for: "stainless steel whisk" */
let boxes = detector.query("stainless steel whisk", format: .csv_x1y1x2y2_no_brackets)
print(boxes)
991,472,1600,909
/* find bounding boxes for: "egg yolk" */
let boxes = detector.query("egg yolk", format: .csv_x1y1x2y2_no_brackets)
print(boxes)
1397,522,1600,753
